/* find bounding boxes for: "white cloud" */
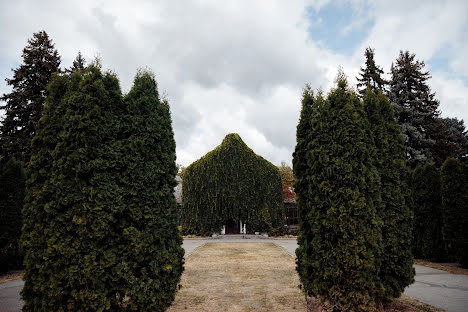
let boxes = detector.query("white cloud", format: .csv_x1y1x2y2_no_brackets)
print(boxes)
1,0,467,167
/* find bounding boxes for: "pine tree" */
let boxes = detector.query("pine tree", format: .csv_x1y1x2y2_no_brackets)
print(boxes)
20,72,73,310
389,51,439,168
118,71,184,310
412,163,445,260
357,47,387,96
0,157,26,274
363,88,414,299
440,158,468,266
66,51,86,74
296,76,384,311
0,31,60,166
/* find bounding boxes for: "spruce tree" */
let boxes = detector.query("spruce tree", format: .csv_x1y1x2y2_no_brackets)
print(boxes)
0,157,26,273
296,76,384,311
389,51,439,168
357,47,387,96
363,88,414,299
66,51,86,74
441,118,468,162
0,30,60,166
412,163,445,260
440,158,468,266
21,72,73,310
118,71,184,310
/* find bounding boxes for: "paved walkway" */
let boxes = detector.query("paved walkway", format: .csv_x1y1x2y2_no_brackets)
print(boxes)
1,237,468,311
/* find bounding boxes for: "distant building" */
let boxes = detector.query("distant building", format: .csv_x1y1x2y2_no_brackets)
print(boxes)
174,175,182,224
282,179,298,233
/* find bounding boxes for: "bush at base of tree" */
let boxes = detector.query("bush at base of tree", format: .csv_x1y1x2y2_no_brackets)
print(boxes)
441,158,468,267
0,157,26,274
412,163,445,260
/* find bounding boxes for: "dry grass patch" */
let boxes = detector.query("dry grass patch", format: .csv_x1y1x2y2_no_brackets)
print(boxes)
168,242,306,312
0,270,23,284
414,259,468,275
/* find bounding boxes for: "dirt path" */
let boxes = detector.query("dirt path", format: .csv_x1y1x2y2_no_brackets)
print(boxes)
167,242,306,312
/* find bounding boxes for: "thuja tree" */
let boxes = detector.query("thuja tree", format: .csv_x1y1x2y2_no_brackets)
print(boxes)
0,157,26,273
293,85,315,289
182,133,283,235
0,31,60,166
296,76,384,311
118,71,184,310
364,88,414,299
412,163,445,260
23,65,125,311
21,72,72,310
441,158,468,266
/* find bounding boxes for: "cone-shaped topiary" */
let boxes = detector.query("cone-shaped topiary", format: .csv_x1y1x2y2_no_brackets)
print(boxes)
412,163,445,260
441,158,468,266
0,157,26,273
295,77,384,311
117,70,184,310
364,88,414,299
182,133,283,235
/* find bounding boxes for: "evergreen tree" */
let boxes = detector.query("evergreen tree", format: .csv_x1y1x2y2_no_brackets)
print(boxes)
118,71,184,310
440,158,468,267
22,65,125,311
363,88,414,299
441,118,468,161
412,163,445,260
66,51,86,74
357,47,387,96
296,76,384,311
21,72,73,310
389,51,439,168
0,31,60,166
0,157,26,274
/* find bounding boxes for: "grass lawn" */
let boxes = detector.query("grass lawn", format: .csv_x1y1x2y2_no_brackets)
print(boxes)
167,242,306,312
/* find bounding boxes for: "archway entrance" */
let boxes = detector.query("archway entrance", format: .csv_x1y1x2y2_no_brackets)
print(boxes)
225,218,240,234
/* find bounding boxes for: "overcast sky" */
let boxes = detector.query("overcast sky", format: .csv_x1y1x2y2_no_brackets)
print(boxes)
1,0,467,166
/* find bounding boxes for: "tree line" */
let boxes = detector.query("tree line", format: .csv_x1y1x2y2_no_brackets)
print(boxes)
294,48,468,311
0,31,183,311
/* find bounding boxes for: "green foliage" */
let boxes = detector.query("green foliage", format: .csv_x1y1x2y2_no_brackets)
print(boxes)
412,163,445,260
278,161,294,183
440,158,468,266
357,47,387,96
119,70,184,310
389,51,439,168
21,66,183,311
182,133,284,235
0,31,60,166
295,77,384,311
363,88,414,299
0,157,26,273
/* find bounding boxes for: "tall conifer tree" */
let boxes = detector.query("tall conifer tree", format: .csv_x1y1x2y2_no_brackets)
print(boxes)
363,88,414,299
296,76,384,311
118,71,184,310
357,47,387,96
389,51,439,168
0,31,60,165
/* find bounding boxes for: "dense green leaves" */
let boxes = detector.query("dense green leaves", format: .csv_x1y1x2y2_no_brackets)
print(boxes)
441,158,468,267
363,88,414,299
21,66,183,311
412,163,445,260
182,133,284,235
0,157,26,273
295,78,384,311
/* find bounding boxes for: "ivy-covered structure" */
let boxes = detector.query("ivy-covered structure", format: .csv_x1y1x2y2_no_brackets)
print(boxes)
182,133,284,235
